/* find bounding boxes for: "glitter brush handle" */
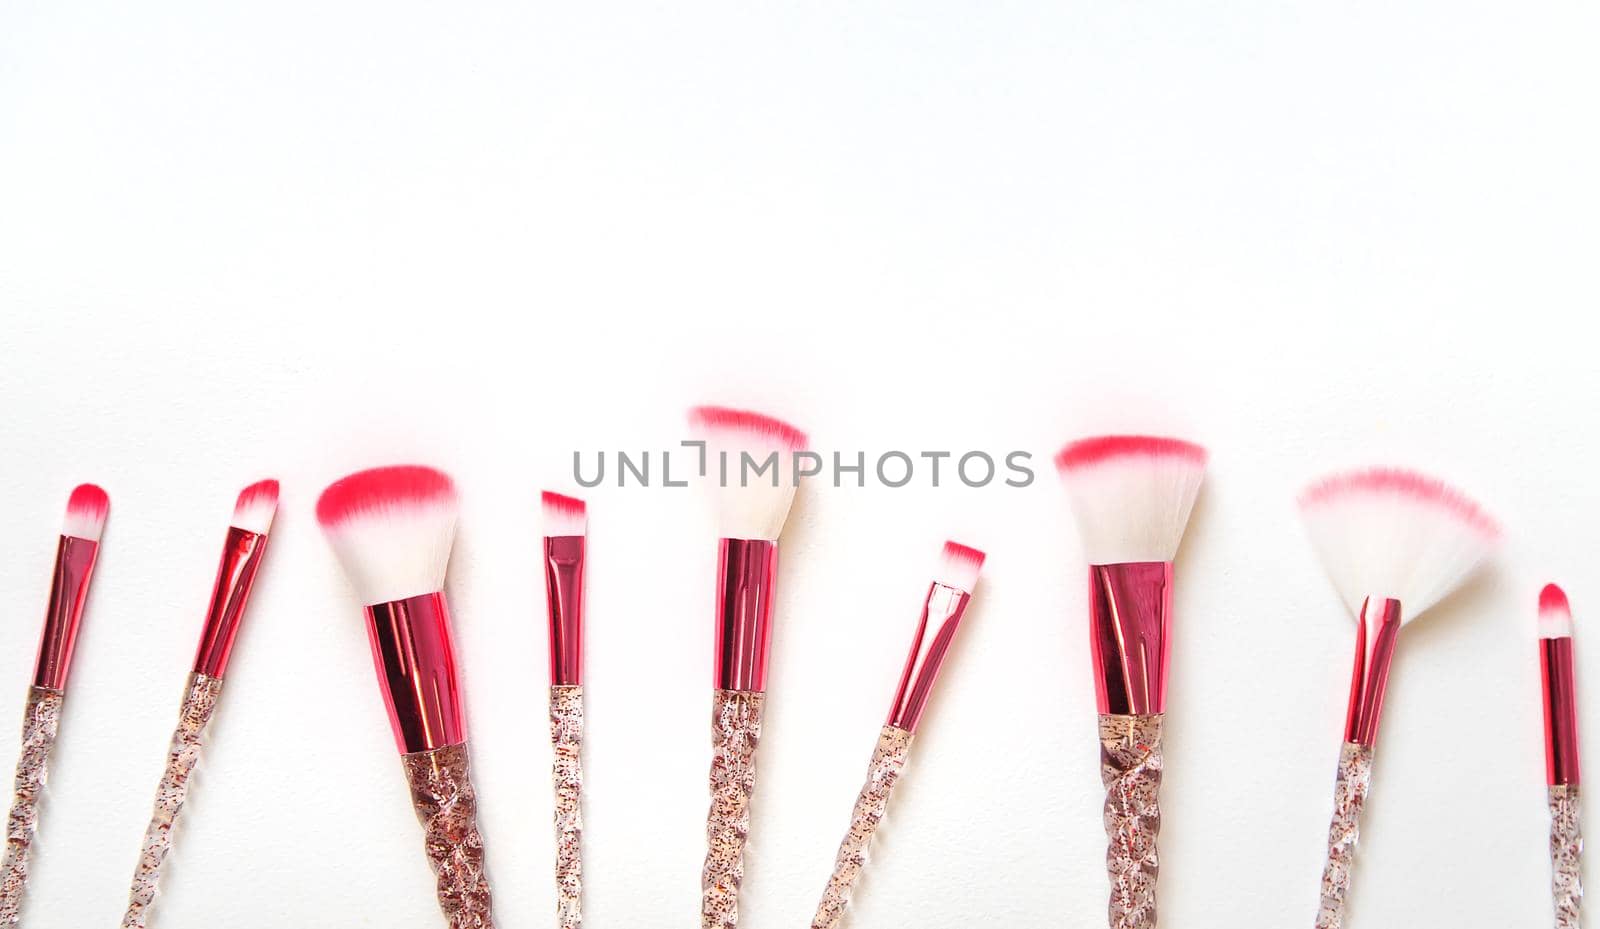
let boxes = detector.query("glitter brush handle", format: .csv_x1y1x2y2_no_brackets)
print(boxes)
550,685,584,929
810,725,914,929
1314,741,1375,929
1100,714,1163,929
0,687,65,927
702,690,765,929
1550,785,1583,929
121,672,226,929
401,742,495,929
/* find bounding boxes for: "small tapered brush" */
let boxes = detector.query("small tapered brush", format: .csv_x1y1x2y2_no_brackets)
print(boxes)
121,479,277,929
690,405,809,929
542,491,587,929
809,541,984,929
1055,435,1207,929
1298,468,1499,929
1539,584,1582,929
0,485,108,927
317,465,495,929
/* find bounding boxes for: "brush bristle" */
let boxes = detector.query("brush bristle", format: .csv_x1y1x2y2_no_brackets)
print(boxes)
542,491,588,537
62,484,110,541
1055,435,1207,564
935,541,985,594
1540,583,1573,639
689,405,809,541
316,465,459,606
232,479,280,534
1299,467,1500,621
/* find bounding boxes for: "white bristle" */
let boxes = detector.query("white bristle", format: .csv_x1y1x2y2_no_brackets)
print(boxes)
1056,437,1208,564
231,480,280,534
542,492,588,537
317,467,459,606
1540,585,1574,639
689,406,809,541
1299,468,1500,621
61,484,110,542
935,541,986,594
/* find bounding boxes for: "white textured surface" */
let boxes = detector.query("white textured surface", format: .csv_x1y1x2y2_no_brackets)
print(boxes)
0,3,1596,927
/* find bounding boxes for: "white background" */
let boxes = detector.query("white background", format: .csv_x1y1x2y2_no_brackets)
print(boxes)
1,3,1597,927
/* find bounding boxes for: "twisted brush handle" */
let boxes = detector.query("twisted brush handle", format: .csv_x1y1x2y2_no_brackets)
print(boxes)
401,742,495,929
550,685,584,929
702,690,765,929
810,725,914,929
1550,785,1583,929
1100,714,1163,929
121,672,226,929
1314,741,1374,929
0,687,64,927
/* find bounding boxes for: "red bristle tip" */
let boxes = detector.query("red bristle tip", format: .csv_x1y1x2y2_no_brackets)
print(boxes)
1054,435,1207,472
689,405,809,450
63,484,110,540
316,465,456,527
232,479,281,533
1298,467,1501,539
542,491,586,513
942,541,986,569
1542,583,1571,616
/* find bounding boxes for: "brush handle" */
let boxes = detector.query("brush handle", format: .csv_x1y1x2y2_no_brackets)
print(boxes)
1100,713,1163,929
702,689,765,929
1551,785,1583,929
400,742,495,929
1314,741,1374,929
810,725,914,929
0,687,64,927
550,685,584,929
121,672,225,929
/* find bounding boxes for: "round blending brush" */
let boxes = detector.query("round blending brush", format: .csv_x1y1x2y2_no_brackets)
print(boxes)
1298,468,1500,929
1056,436,1207,929
316,465,494,929
541,491,587,929
809,541,985,929
0,485,108,926
689,405,809,929
1539,584,1582,929
121,479,278,929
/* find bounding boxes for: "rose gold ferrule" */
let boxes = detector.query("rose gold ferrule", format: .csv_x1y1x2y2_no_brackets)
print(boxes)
545,535,585,687
885,581,971,732
713,538,778,693
364,591,467,755
1343,596,1403,747
191,527,269,678
1087,561,1173,715
32,536,100,691
1542,636,1581,786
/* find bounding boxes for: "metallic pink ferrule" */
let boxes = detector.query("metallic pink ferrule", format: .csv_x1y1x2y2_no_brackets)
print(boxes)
713,538,778,693
545,535,586,687
32,536,101,691
191,527,270,678
1542,636,1581,786
363,591,467,755
1087,562,1173,715
886,582,972,732
1344,596,1403,747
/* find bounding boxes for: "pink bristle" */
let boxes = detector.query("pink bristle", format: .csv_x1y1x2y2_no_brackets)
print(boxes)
542,491,588,536
1299,467,1501,541
1542,583,1572,616
1540,583,1574,638
936,541,986,593
62,483,110,541
689,405,809,451
316,465,456,527
1054,435,1207,473
232,479,281,534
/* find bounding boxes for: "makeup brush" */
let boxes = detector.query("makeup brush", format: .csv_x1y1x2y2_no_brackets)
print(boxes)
0,485,108,926
1298,468,1499,929
542,491,587,929
809,541,984,929
690,405,809,929
120,479,278,929
1539,584,1582,929
1055,436,1207,929
317,465,494,929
